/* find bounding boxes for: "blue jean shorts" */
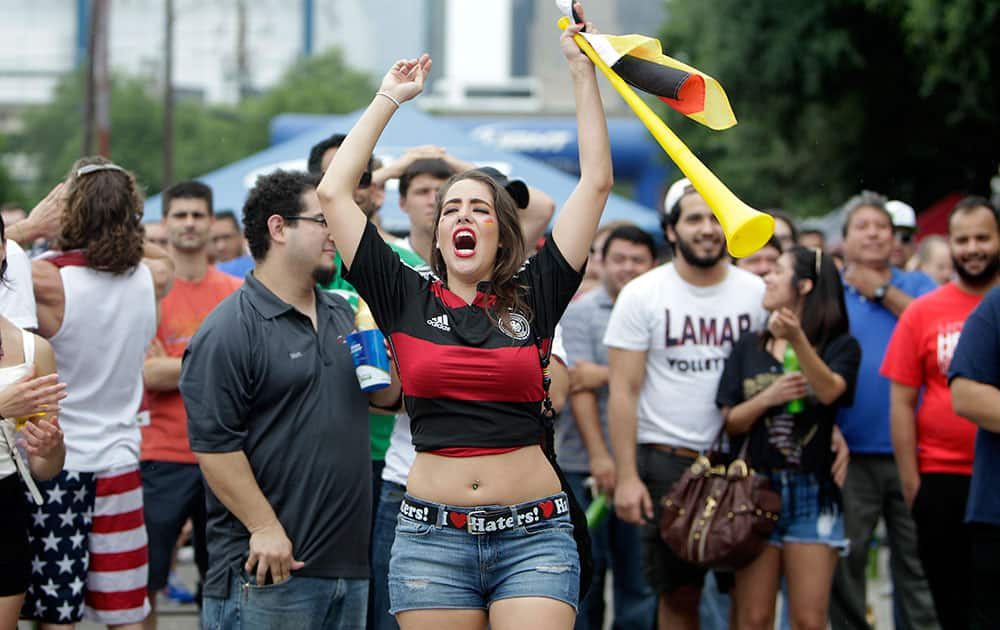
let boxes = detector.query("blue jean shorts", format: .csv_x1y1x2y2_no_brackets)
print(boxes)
768,470,850,555
388,492,580,614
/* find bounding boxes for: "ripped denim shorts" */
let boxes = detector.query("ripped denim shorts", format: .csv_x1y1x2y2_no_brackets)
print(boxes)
387,492,580,614
768,470,850,555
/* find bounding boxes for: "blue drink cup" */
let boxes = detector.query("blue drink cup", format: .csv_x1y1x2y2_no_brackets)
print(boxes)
346,329,391,392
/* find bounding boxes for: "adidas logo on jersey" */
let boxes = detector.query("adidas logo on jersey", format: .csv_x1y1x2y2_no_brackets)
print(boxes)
426,314,451,332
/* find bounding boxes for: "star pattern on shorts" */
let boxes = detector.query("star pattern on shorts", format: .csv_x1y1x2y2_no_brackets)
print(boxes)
58,508,76,528
22,469,97,624
41,531,60,552
55,555,75,574
32,509,49,527
40,579,59,597
56,601,74,621
46,484,66,505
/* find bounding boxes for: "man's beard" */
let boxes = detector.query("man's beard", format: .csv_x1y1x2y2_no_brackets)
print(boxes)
675,234,725,269
954,253,1000,287
312,264,336,286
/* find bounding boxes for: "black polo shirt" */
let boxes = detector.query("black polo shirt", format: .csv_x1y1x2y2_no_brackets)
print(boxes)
344,221,583,451
180,272,370,598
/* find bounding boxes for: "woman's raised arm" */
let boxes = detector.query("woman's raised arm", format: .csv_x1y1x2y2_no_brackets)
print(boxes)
550,5,614,271
317,54,432,269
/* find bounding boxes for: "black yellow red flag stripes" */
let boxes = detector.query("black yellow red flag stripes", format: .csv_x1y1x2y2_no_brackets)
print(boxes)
555,1,736,130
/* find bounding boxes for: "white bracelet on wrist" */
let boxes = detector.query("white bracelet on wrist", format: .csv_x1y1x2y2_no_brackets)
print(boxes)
375,91,401,108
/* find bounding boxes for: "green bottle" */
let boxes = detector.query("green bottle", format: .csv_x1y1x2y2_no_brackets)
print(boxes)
783,345,804,414
586,492,611,529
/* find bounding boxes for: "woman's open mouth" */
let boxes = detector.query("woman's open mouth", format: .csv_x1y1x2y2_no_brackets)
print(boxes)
453,228,477,258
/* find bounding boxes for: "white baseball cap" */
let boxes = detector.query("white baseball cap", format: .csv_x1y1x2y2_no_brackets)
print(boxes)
886,200,916,230
662,177,695,219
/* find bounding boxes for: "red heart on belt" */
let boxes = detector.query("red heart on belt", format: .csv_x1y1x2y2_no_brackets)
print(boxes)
539,500,554,518
449,512,468,528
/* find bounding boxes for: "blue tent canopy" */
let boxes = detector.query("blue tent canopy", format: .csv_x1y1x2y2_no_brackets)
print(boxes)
144,108,660,236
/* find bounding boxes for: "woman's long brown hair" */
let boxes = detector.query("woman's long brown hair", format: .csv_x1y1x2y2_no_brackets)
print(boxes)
60,156,144,274
430,170,533,329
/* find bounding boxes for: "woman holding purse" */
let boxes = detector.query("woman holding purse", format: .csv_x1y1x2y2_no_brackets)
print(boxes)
716,247,861,630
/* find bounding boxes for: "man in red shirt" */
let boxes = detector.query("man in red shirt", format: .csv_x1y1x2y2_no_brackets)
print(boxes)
881,196,1000,630
141,181,241,628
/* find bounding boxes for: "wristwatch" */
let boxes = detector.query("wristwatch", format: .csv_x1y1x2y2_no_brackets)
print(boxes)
872,283,890,303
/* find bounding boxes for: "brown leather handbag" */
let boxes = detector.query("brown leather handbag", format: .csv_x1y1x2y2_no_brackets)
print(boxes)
658,433,781,571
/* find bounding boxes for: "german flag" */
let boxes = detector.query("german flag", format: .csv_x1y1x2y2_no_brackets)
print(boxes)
555,1,735,130
580,31,736,131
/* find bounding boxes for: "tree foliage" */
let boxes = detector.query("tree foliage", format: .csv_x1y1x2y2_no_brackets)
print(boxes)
658,0,999,215
13,47,374,200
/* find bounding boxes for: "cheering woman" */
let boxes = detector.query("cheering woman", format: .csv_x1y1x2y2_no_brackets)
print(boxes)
716,247,861,630
318,7,611,629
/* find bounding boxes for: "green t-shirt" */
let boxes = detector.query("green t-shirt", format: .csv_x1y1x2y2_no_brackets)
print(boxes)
319,241,428,461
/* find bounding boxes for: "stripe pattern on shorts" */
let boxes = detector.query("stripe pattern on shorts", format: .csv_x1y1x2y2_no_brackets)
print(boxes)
84,465,151,626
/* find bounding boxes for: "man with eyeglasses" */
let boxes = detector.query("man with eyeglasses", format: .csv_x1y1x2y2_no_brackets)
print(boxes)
180,170,400,628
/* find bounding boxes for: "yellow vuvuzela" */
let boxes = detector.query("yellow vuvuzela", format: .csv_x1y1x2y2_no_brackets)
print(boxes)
558,17,773,258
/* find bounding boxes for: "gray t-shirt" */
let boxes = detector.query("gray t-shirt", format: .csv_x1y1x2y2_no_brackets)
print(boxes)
181,273,371,598
555,286,615,473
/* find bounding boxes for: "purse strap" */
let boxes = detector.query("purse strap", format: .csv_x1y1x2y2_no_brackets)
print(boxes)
532,328,557,457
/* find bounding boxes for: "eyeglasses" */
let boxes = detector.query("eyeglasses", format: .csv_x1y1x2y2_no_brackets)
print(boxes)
895,231,914,244
286,215,328,228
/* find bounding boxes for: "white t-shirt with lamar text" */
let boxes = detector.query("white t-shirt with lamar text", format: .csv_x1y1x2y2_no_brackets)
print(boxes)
604,263,768,451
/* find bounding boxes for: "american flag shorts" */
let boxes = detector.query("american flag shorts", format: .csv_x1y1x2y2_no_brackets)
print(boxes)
21,464,150,625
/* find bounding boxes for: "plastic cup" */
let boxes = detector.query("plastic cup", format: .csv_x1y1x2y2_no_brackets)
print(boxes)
15,411,46,432
346,329,391,392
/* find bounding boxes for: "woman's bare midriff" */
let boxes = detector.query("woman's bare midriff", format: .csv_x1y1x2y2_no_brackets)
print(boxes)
405,445,562,507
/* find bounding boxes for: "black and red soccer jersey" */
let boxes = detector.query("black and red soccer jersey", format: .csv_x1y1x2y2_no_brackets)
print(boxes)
344,221,583,451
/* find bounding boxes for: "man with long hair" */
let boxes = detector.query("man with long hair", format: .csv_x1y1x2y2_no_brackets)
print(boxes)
21,157,173,629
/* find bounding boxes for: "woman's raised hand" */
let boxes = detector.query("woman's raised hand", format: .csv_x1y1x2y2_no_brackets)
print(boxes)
378,54,433,105
559,2,596,70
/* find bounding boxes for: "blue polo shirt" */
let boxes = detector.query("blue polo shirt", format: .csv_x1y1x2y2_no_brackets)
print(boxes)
837,268,937,453
948,285,1000,525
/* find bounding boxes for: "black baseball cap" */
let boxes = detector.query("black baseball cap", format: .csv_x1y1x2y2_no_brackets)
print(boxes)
477,167,530,209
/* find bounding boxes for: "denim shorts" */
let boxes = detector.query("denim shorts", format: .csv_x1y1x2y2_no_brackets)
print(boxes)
768,470,850,555
388,492,580,614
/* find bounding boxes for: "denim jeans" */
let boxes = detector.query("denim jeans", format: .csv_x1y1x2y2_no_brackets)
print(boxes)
370,481,405,630
203,568,368,630
830,454,937,630
564,472,655,630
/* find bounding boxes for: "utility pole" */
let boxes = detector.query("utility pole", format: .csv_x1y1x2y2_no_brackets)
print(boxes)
83,0,111,157
236,0,250,99
163,0,175,187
